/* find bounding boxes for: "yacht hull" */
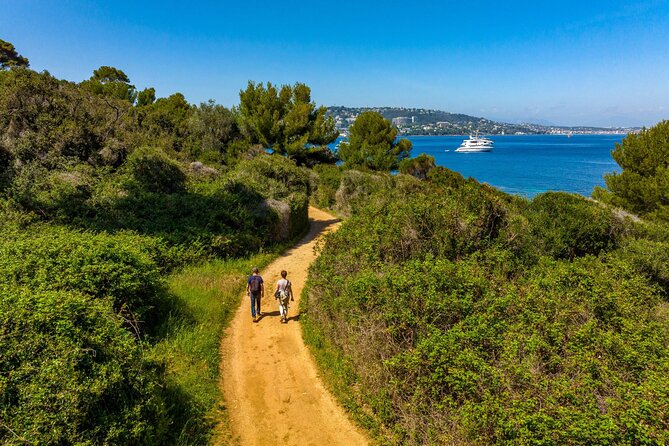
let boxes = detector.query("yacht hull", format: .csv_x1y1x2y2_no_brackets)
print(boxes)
455,147,492,152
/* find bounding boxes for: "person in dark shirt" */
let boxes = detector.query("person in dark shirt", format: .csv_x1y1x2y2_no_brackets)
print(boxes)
246,267,264,322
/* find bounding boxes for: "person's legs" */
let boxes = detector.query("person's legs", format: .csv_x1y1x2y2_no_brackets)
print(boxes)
256,293,262,316
250,293,258,319
280,296,290,322
278,298,285,318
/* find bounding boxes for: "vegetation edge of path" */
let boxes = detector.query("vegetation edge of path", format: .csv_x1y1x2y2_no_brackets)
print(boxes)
154,232,306,445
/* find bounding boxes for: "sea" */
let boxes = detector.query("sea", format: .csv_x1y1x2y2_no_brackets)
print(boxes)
333,134,624,198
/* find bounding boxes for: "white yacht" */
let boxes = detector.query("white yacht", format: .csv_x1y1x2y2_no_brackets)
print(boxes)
454,133,494,152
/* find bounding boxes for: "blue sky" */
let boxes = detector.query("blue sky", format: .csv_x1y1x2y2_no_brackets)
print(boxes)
2,0,669,127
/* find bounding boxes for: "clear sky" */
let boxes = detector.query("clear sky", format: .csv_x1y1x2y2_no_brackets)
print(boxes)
2,0,669,127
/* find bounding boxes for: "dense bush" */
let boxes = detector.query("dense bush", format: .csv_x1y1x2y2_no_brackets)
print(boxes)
124,146,187,194
231,154,311,197
311,164,342,209
5,161,94,219
0,225,166,330
0,154,312,444
333,169,394,216
231,154,312,238
185,100,242,164
136,93,192,153
613,238,669,297
427,165,468,189
3,153,311,261
398,153,436,179
75,174,271,258
0,152,313,445
0,287,169,445
326,189,506,265
0,68,133,167
303,175,669,445
525,192,620,259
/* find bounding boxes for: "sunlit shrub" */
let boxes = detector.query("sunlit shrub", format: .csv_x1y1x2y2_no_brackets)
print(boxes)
304,179,669,445
0,226,165,329
311,164,342,209
526,192,619,259
0,287,169,445
124,146,187,194
334,169,392,216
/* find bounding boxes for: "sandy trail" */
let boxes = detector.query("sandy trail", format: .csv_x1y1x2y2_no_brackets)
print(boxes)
218,207,369,446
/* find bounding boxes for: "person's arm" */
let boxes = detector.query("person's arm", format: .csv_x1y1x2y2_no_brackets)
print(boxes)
289,281,294,301
245,278,250,295
261,281,264,297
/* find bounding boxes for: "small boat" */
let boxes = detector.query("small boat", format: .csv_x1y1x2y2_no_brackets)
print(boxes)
455,132,493,152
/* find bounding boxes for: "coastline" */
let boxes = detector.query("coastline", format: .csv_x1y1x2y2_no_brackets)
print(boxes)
331,134,624,198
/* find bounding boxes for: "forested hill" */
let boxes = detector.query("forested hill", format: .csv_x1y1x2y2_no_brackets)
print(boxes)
328,106,639,135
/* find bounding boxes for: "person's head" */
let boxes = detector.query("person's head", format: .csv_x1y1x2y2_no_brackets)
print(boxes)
281,270,287,278
252,267,259,274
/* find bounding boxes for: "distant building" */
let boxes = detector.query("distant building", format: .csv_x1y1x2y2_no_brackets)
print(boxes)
392,116,411,126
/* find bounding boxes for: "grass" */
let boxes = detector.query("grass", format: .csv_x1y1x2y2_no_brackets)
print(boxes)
148,253,278,445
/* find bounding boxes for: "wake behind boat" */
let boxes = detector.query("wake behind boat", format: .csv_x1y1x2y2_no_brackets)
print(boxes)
454,133,493,152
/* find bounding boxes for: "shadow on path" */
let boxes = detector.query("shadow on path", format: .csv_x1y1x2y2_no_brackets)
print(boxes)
284,217,340,252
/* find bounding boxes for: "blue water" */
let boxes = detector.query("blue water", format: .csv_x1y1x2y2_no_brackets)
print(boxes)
334,134,624,198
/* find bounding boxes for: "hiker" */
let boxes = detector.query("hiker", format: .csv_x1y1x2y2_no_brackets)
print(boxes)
246,267,264,322
274,270,293,323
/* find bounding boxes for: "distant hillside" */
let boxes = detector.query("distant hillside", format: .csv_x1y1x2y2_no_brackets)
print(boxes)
327,106,639,136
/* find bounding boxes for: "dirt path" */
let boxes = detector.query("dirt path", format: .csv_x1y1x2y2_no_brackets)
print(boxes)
218,207,369,446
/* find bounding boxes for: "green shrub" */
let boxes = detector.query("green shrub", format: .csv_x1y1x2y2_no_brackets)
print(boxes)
304,178,669,445
613,238,669,297
526,192,619,259
231,154,311,198
287,191,309,238
426,165,468,189
0,225,166,330
325,186,507,265
0,68,133,167
230,154,311,237
6,162,94,219
629,219,669,243
306,240,669,445
311,164,342,209
398,153,436,179
333,169,393,216
124,146,187,194
90,176,270,257
0,287,169,445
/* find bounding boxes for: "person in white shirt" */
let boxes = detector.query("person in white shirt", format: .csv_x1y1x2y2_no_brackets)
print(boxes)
274,270,293,323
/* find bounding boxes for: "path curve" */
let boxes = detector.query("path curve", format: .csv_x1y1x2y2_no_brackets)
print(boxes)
218,207,369,446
